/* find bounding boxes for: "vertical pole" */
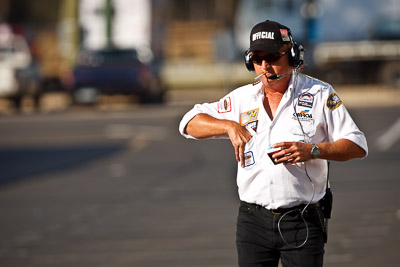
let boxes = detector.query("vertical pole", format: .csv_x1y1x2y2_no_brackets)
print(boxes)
303,0,321,46
59,0,78,65
105,0,113,48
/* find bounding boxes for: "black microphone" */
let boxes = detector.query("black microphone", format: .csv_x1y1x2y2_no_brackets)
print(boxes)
268,72,292,80
268,74,279,80
255,68,298,81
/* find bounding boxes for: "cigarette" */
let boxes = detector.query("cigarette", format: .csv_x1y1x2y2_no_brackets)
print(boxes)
255,72,266,80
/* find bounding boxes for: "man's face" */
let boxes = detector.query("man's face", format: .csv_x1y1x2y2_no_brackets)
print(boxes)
252,50,291,83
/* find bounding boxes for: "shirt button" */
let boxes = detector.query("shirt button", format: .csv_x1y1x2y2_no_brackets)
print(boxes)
270,180,274,185
271,200,275,203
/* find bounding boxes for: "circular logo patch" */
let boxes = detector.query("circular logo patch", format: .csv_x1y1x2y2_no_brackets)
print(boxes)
326,93,342,110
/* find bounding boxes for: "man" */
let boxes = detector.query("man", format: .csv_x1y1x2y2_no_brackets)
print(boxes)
178,20,368,267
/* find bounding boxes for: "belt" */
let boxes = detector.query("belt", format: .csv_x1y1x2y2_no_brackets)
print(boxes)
241,201,320,215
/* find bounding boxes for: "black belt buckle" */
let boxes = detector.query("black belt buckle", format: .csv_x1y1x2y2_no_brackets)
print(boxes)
270,206,298,215
270,203,317,215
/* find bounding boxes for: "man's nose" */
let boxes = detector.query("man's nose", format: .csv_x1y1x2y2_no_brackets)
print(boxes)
261,60,270,69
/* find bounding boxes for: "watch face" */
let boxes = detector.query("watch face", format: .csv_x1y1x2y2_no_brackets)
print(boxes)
312,145,320,159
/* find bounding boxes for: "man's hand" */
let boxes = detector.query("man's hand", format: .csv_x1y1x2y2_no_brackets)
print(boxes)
272,142,313,165
272,139,366,164
226,121,252,168
185,114,252,168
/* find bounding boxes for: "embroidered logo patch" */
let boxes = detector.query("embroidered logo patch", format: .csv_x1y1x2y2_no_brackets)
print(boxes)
292,110,313,122
326,93,342,110
280,29,290,42
240,108,259,125
298,93,314,108
244,151,255,167
244,120,258,133
218,97,232,113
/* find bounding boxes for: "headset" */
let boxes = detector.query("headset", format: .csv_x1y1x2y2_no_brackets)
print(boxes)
244,29,305,72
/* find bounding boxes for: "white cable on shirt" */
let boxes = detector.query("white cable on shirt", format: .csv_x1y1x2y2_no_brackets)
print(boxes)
277,66,316,249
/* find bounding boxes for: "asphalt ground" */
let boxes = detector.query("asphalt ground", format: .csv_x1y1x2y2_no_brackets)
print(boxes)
0,84,399,267
0,84,400,115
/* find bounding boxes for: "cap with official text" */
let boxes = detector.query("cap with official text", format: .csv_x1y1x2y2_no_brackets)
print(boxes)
249,20,292,54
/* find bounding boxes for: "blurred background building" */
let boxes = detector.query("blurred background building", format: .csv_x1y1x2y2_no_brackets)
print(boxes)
0,0,399,108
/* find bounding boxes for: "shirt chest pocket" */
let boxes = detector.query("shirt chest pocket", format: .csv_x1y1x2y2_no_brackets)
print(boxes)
289,121,316,143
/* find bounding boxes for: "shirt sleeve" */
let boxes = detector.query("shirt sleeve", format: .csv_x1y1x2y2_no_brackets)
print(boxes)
178,92,239,139
324,87,368,157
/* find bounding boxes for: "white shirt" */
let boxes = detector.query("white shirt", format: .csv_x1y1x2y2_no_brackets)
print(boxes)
179,72,368,209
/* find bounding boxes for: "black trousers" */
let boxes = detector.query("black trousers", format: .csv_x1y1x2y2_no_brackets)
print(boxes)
236,201,325,267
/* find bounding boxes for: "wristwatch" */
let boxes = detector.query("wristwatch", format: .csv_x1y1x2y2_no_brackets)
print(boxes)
311,143,320,159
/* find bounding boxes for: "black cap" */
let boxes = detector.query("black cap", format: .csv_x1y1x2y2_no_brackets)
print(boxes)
249,20,292,53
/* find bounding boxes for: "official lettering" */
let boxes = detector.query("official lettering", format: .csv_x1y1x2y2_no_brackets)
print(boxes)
252,31,275,41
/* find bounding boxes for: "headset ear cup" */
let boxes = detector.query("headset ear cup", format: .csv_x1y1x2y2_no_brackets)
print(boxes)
244,49,255,72
289,47,295,66
290,43,305,67
298,44,305,67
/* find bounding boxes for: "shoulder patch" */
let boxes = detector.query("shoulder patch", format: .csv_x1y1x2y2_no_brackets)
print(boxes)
326,93,342,110
218,96,232,113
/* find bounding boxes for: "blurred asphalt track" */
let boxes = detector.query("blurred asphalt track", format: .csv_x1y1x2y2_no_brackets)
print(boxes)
0,84,399,115
0,82,399,267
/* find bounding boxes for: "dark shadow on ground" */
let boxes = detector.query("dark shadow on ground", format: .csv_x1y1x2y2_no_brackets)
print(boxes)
0,143,126,187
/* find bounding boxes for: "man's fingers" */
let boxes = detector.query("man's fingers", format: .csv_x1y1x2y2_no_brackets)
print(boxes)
239,145,245,168
235,146,240,162
234,145,246,167
228,124,252,167
273,148,290,159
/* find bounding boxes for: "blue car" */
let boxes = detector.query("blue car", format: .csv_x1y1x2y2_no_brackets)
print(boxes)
69,48,165,104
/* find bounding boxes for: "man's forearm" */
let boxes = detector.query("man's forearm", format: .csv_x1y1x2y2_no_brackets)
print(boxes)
318,139,366,161
185,113,232,139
